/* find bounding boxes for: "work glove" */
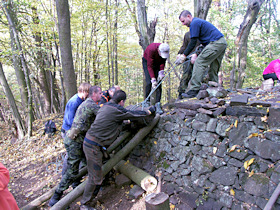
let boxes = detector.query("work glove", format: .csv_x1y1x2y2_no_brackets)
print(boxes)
157,70,165,81
148,105,156,114
151,78,158,89
190,53,198,64
174,54,187,65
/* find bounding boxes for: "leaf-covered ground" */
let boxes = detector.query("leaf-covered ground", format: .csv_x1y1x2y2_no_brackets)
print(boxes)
0,114,147,209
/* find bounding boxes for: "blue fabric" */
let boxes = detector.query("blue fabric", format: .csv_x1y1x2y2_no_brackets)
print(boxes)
190,18,224,46
62,94,83,131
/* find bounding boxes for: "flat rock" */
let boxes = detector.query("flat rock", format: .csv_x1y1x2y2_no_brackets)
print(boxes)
229,95,249,106
248,100,272,107
197,108,213,115
129,185,145,199
178,192,198,209
267,107,280,129
226,106,267,117
209,166,237,185
196,90,209,100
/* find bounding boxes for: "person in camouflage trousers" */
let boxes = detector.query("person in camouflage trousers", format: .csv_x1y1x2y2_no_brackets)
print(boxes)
49,86,102,207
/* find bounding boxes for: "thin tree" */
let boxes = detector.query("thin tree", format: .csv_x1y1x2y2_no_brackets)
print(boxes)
0,62,25,139
231,0,265,89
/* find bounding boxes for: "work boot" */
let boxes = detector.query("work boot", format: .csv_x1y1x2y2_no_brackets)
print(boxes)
155,102,164,115
48,190,63,207
182,90,199,98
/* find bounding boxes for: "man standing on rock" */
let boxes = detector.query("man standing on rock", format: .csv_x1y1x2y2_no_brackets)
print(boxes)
80,90,156,210
175,10,227,98
142,43,170,114
49,86,102,207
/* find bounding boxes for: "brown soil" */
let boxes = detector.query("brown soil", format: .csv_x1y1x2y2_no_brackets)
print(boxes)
0,115,147,210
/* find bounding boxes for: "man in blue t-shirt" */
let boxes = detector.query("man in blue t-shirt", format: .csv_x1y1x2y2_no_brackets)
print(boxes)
175,10,227,98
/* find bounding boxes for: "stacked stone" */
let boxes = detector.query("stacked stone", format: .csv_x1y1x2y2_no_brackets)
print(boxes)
128,87,280,209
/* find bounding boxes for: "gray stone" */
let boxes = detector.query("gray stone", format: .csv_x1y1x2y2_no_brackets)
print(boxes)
115,174,131,187
226,106,267,117
195,113,211,123
162,183,177,195
182,175,192,186
180,168,191,176
249,100,272,107
208,155,226,168
196,132,219,146
256,197,268,209
178,192,198,209
204,180,216,192
177,203,193,210
216,119,233,137
197,90,209,100
190,144,202,155
234,190,256,205
163,122,173,132
128,185,145,199
245,137,280,161
180,127,193,135
218,192,233,208
209,166,238,185
170,161,180,171
268,108,280,129
175,101,202,110
207,87,228,98
229,150,248,160
197,108,213,115
206,118,218,132
213,107,226,117
254,117,266,129
196,198,224,210
243,174,269,197
163,174,173,181
169,195,178,205
172,146,191,160
192,120,206,131
230,95,249,106
264,131,280,143
192,155,213,174
228,158,243,168
228,122,258,146
216,140,228,158
271,171,280,184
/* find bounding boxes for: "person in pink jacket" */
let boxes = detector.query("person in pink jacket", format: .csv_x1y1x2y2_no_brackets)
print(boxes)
0,163,19,210
263,58,280,84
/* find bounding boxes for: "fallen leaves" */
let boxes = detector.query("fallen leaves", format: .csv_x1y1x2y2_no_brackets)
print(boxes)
244,158,255,170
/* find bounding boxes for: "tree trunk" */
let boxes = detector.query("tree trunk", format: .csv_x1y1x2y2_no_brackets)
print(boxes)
194,0,213,19
56,0,77,100
234,0,264,89
106,0,111,87
50,115,160,209
0,62,25,139
114,0,118,85
3,0,34,137
4,1,28,110
115,160,157,191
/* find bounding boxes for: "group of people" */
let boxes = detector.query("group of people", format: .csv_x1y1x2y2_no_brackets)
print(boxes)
48,9,229,210
49,84,156,209
143,10,227,103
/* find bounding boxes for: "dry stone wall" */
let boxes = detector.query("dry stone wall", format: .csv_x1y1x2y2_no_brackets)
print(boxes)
128,87,280,209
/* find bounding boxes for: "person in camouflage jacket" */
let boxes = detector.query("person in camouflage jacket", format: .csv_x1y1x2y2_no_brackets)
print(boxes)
49,86,102,207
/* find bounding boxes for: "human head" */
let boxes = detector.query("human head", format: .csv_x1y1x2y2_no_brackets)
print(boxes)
88,86,102,103
158,43,170,59
112,90,126,106
179,10,193,27
78,83,91,100
108,85,121,98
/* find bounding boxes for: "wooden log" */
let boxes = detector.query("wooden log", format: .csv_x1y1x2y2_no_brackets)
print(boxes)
145,192,170,210
21,131,131,210
50,114,160,210
115,160,157,192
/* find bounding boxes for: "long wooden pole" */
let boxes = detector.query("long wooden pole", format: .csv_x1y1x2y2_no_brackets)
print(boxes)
21,131,131,210
51,115,160,210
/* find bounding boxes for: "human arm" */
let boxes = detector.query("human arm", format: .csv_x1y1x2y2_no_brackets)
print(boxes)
183,37,198,57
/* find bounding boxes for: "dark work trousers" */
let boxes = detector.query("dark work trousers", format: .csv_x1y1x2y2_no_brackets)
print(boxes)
142,57,162,103
81,141,103,205
263,73,278,80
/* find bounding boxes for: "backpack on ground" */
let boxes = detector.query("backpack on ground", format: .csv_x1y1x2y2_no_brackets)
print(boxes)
44,120,57,134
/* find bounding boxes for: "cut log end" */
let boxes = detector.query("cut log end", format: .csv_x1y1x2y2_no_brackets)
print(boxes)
141,176,158,192
145,192,170,210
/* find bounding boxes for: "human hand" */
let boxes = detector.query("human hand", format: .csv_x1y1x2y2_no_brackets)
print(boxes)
151,78,157,89
174,54,187,65
190,53,197,64
157,70,165,81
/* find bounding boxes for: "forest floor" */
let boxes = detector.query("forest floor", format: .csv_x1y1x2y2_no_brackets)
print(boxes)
0,114,147,210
